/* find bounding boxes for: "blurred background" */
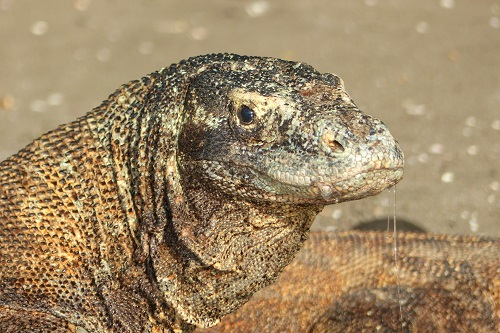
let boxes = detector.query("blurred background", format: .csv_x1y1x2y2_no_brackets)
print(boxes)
0,0,498,236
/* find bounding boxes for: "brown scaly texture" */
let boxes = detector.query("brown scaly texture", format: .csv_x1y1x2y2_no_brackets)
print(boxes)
0,54,403,332
201,231,500,333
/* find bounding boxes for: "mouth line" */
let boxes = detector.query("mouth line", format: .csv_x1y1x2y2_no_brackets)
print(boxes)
266,165,404,189
198,159,403,203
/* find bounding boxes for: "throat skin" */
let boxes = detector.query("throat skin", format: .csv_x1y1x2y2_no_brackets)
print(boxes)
144,154,321,328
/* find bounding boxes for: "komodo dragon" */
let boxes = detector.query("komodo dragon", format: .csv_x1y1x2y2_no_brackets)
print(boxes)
0,54,404,332
200,231,500,332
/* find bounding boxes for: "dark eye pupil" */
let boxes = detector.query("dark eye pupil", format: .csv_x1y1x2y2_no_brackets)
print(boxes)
239,105,255,124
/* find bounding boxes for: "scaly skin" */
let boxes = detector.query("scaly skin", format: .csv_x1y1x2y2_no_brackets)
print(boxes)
0,54,403,332
200,231,499,332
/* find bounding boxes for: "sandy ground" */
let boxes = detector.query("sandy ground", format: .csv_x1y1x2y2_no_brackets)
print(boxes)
0,0,498,236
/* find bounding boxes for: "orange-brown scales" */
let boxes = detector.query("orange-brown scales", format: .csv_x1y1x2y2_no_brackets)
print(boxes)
200,231,500,333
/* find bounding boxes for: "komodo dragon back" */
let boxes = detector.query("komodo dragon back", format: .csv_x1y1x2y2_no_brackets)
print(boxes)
0,54,403,332
201,231,500,332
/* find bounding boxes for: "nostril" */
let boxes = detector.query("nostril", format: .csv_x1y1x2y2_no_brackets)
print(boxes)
321,130,345,154
329,139,345,152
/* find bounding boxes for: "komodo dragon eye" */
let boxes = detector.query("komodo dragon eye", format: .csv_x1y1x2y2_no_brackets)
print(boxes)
238,105,255,125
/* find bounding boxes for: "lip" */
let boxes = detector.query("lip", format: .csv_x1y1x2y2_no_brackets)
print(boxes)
266,163,404,189
196,159,403,205
311,166,404,203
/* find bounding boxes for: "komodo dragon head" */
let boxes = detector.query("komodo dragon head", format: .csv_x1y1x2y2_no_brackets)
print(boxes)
177,59,403,205
129,54,403,328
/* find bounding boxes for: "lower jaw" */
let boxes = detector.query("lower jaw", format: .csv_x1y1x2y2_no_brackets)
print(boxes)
257,168,402,205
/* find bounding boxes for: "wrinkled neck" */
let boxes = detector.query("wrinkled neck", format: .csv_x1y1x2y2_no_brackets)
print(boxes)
145,160,321,327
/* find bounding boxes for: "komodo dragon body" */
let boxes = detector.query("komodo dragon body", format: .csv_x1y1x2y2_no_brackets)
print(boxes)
0,54,403,332
201,231,500,332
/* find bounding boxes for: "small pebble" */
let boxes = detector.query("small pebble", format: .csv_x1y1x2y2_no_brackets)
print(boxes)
30,99,48,113
245,1,270,18
490,181,499,191
466,145,478,155
487,194,495,204
364,0,378,6
492,119,500,130
465,116,476,127
31,21,49,36
47,93,64,106
490,17,500,29
0,94,15,111
429,143,444,155
190,26,208,41
468,211,479,233
331,209,342,220
417,153,429,163
402,99,426,116
415,21,429,34
441,172,455,183
469,219,479,233
440,0,455,9
73,0,91,11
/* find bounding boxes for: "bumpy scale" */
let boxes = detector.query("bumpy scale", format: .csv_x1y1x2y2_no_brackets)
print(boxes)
0,54,403,332
201,232,500,332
